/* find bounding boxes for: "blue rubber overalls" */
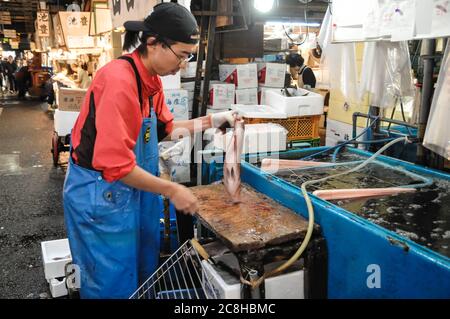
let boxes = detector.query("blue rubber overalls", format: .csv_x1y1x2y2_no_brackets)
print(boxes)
63,56,161,298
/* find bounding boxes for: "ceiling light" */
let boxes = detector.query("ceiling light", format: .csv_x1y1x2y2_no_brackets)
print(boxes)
254,0,274,13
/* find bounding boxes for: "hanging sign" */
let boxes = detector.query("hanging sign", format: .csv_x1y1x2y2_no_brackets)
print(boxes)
108,0,157,29
3,29,16,38
37,11,50,37
58,12,95,48
0,11,11,24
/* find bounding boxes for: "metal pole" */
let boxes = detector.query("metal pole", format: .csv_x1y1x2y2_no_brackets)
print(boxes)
417,39,435,165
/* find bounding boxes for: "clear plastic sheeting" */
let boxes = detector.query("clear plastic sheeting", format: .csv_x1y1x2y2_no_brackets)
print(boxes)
318,6,359,101
424,42,450,159
359,41,414,108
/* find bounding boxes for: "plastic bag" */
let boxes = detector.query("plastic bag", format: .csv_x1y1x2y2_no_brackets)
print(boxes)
423,42,450,159
318,6,359,101
359,41,414,108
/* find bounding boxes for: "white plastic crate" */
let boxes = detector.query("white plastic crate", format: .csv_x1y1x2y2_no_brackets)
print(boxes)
54,109,79,136
266,88,324,117
41,238,72,281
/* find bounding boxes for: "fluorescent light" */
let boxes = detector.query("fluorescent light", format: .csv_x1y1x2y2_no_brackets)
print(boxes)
254,0,274,13
266,21,321,27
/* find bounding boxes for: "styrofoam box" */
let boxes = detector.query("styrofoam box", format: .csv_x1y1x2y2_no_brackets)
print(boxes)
202,259,304,299
219,64,258,89
161,71,181,90
206,108,230,115
235,88,258,105
232,104,287,119
49,278,68,298
257,63,287,88
41,238,72,281
54,109,80,136
180,61,206,78
266,88,324,117
213,123,287,154
326,119,365,148
164,89,189,120
258,87,279,105
57,87,87,112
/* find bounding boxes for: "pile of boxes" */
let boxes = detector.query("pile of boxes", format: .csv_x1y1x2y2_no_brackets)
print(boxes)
161,72,189,121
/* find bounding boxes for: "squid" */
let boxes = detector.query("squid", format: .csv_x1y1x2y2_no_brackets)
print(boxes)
223,117,245,203
312,187,416,201
260,158,328,173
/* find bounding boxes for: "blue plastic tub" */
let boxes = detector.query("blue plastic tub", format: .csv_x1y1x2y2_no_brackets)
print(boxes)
205,147,450,298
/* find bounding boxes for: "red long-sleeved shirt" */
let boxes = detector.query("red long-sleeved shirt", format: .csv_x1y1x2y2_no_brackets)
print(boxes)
71,51,174,182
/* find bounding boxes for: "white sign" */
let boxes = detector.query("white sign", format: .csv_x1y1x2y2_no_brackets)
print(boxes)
108,0,158,29
37,11,50,37
3,29,16,38
390,0,416,41
431,0,450,37
59,12,95,48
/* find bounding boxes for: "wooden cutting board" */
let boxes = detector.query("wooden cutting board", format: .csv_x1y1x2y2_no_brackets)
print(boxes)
192,183,309,252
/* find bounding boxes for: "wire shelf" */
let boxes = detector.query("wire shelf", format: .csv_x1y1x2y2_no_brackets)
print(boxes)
130,240,219,299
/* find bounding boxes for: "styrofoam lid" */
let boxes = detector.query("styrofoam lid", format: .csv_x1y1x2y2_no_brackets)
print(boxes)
232,104,287,119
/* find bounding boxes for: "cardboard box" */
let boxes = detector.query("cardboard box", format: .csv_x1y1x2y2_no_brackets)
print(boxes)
180,61,205,78
257,63,287,88
54,109,80,136
219,64,258,89
164,89,189,121
235,88,258,105
266,88,324,117
161,71,181,90
57,87,87,112
209,83,235,109
263,37,288,51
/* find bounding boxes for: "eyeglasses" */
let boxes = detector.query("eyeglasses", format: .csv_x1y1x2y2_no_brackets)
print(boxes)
165,43,195,65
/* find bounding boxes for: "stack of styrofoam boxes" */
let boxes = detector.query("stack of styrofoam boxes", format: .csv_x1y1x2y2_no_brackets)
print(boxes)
41,238,72,298
213,122,287,154
257,63,287,105
161,72,189,121
219,63,258,109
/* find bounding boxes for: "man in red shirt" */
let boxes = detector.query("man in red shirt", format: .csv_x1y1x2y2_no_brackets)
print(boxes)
63,3,237,298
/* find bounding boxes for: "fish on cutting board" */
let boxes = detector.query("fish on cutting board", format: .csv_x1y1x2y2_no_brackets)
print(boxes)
260,158,328,173
223,116,245,203
312,187,416,201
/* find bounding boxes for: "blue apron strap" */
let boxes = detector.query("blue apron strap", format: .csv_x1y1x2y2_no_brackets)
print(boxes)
118,56,143,111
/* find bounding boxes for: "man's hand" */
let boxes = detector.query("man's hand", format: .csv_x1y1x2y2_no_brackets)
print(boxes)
210,110,241,131
166,183,199,215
